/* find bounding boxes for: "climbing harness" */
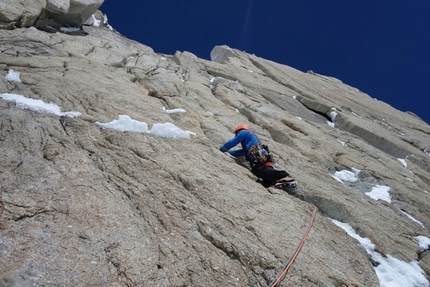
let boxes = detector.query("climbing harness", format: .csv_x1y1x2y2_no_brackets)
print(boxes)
268,206,318,287
249,144,269,164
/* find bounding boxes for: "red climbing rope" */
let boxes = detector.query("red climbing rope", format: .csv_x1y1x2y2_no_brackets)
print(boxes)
268,206,318,287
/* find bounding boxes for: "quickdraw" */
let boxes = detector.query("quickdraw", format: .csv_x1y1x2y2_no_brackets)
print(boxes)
268,206,318,287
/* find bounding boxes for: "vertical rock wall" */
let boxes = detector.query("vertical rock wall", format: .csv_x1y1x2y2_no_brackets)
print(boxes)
0,20,429,287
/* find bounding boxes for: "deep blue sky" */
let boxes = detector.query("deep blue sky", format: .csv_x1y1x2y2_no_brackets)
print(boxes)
100,1,429,125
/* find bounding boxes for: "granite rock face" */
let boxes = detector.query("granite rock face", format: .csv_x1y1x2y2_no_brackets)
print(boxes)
0,0,104,30
0,14,429,287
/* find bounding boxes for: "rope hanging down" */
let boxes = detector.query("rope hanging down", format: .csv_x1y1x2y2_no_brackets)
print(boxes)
268,206,318,287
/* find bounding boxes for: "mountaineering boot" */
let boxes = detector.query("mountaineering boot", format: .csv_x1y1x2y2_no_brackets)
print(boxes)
271,176,297,190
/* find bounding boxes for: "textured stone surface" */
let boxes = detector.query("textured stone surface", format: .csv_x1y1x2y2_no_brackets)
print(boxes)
0,0,46,28
43,0,104,27
0,20,429,287
0,0,103,30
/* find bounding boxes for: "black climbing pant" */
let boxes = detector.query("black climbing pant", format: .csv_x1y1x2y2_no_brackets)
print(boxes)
251,163,289,187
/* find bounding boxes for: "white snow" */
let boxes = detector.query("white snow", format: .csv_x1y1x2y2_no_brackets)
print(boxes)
296,116,302,120
398,158,408,168
100,14,113,30
415,236,430,252
0,93,193,139
332,170,358,183
331,219,375,250
96,115,148,133
352,112,362,118
365,185,391,203
337,139,347,146
60,27,81,33
91,14,101,27
374,255,429,287
327,121,335,127
150,122,195,139
96,115,195,139
0,93,81,117
400,210,425,227
351,167,361,176
330,108,337,122
5,69,21,82
331,219,429,287
163,107,186,114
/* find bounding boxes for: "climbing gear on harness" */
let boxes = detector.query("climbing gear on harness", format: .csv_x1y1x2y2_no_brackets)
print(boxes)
263,144,274,166
249,144,269,164
268,206,318,287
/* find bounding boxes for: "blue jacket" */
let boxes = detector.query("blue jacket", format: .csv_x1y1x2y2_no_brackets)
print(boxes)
220,130,260,159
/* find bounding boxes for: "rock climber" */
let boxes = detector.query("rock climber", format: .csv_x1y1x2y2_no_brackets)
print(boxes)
219,124,297,190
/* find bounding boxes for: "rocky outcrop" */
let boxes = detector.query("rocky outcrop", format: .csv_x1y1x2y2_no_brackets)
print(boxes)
0,14,429,287
0,0,104,31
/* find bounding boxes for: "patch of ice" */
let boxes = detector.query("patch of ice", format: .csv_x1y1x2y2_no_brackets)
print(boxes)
400,210,424,228
332,170,358,183
337,139,346,146
397,158,407,168
330,109,337,122
415,236,430,252
331,175,344,183
103,14,113,30
91,14,101,27
352,112,362,118
150,122,195,139
365,185,391,203
95,115,195,139
5,69,21,82
60,27,81,33
374,255,428,287
163,107,186,114
351,167,361,176
96,115,148,133
0,93,81,117
331,219,429,287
